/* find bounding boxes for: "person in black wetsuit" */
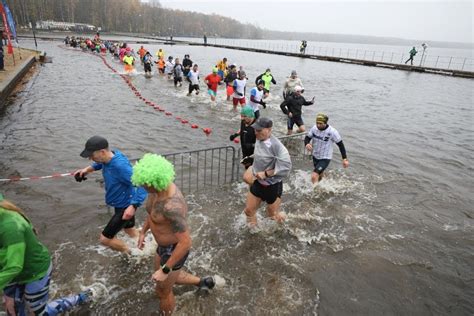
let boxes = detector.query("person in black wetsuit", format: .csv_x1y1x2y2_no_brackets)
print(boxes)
230,106,257,184
280,85,315,135
182,54,193,76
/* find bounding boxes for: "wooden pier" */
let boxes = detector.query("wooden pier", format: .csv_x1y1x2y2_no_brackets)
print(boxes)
186,42,474,79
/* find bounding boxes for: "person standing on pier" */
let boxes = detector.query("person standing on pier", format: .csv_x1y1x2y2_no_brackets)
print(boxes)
304,113,349,184
300,40,307,54
404,46,418,65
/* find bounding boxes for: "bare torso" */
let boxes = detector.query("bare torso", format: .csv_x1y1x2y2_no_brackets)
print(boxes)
145,184,189,246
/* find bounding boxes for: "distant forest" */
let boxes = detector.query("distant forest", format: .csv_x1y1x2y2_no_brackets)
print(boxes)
4,0,263,38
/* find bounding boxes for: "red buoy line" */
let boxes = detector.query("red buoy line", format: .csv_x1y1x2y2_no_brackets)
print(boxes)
59,45,213,136
0,47,217,183
0,173,74,183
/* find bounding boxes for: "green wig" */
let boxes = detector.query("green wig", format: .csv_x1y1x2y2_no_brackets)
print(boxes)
132,154,175,191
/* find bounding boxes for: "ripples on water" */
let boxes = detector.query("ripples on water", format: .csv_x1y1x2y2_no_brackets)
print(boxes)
0,39,473,315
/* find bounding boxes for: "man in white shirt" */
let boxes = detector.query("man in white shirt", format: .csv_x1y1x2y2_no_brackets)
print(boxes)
304,113,350,183
248,80,266,119
232,71,247,110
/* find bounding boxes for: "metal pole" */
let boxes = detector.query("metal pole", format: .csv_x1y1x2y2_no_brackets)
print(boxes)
339,48,341,57
435,56,439,68
461,58,466,70
363,50,366,59
447,57,453,69
390,52,394,63
372,51,375,61
381,51,385,62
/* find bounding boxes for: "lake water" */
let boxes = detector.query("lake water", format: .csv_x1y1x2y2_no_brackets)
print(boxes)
0,38,473,315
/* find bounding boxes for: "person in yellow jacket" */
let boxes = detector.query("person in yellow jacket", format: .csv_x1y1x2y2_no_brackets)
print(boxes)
216,57,228,82
156,48,165,60
123,51,135,73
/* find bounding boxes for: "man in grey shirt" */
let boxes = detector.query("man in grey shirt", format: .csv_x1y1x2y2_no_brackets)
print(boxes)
244,117,292,228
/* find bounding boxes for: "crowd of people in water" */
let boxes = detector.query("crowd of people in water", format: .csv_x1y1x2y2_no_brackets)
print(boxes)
0,34,351,315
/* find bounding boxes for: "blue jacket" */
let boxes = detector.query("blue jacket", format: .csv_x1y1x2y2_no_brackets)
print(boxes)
92,150,147,208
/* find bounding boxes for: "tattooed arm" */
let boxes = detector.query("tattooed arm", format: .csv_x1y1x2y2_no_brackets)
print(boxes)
161,200,192,269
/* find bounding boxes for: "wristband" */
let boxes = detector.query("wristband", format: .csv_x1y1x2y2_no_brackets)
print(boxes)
161,264,171,274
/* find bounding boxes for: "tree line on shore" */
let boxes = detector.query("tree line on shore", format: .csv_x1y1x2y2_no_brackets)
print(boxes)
4,0,263,39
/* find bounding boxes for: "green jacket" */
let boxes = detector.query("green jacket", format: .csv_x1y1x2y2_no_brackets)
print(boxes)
0,208,50,289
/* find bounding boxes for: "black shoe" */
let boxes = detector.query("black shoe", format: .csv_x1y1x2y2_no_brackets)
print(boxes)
198,276,215,292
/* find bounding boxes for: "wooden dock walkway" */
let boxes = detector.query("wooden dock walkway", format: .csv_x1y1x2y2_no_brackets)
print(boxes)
185,41,474,79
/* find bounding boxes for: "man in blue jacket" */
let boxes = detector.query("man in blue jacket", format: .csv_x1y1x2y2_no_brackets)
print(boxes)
74,136,147,254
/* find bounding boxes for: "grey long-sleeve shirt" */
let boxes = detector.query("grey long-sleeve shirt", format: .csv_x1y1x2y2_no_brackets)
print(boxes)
252,135,292,185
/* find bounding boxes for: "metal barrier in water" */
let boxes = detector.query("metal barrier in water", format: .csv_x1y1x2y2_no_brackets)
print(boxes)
161,132,309,194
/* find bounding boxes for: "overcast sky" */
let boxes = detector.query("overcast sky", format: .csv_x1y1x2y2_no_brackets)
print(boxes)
156,0,473,43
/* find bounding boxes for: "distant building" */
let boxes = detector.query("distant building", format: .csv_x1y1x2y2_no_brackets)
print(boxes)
33,20,96,32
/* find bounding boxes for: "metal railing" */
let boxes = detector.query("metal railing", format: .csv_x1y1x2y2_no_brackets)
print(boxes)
201,38,473,72
160,133,309,194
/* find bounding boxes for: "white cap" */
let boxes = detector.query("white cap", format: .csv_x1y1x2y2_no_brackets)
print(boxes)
294,85,303,92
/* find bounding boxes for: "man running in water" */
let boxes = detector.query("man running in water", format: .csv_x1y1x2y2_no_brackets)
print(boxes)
232,71,247,110
216,57,228,82
283,70,304,99
173,58,184,87
255,68,276,98
187,64,200,96
280,85,315,135
244,118,292,228
143,51,153,76
205,67,221,102
304,113,350,183
248,80,266,119
132,154,215,315
74,136,147,254
230,106,257,185
182,54,193,76
123,51,135,73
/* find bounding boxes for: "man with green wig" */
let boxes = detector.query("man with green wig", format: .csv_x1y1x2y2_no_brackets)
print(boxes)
132,154,215,315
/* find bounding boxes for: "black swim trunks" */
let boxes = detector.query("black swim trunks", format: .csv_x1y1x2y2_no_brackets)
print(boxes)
157,243,190,271
250,180,283,205
312,157,331,174
102,207,135,239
